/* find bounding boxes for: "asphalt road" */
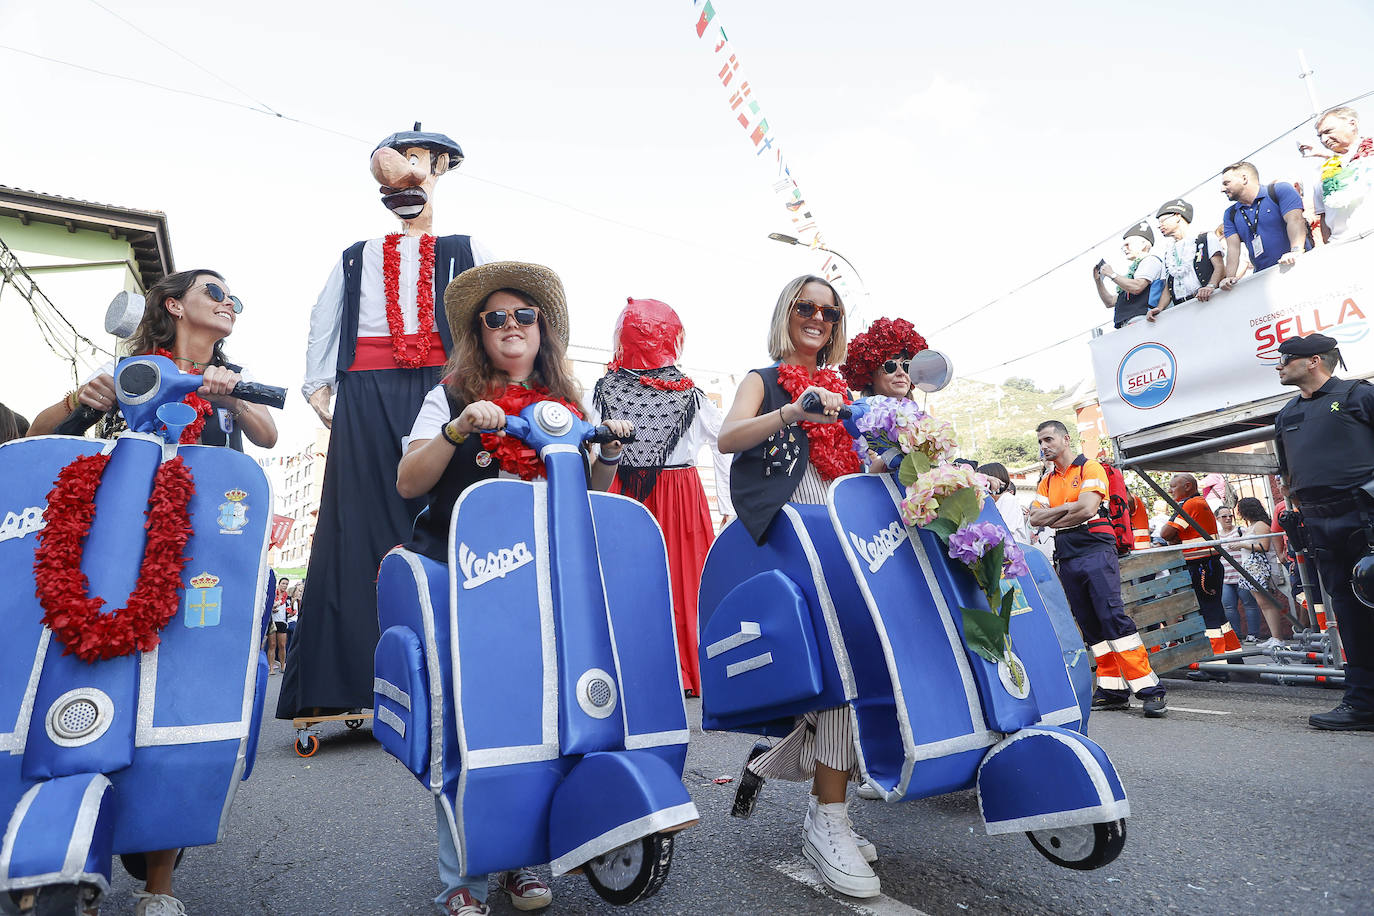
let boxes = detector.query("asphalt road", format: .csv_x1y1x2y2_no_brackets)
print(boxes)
91,674,1372,916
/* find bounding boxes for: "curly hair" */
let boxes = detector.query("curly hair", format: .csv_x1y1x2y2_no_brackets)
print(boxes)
840,316,928,394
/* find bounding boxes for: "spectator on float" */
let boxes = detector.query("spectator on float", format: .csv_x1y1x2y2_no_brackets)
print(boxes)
1148,199,1224,322
1217,161,1312,290
1312,106,1374,244
1094,221,1164,329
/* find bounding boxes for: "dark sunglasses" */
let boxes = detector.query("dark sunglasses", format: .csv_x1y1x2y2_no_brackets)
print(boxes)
202,282,243,314
792,299,842,323
881,358,912,375
481,307,539,330
1278,353,1314,366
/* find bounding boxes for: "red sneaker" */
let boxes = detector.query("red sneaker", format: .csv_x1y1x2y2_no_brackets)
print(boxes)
497,867,552,911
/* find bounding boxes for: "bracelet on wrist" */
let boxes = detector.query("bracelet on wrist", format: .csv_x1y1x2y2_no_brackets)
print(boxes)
441,421,468,447
596,450,623,466
65,390,79,412
778,406,789,426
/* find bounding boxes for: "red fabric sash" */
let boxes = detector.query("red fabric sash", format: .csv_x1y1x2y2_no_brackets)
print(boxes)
349,334,446,371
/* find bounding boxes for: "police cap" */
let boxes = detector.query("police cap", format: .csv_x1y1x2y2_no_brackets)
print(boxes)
1156,199,1193,222
1277,333,1339,357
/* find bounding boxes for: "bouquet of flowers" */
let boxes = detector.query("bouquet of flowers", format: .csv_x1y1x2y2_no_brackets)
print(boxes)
872,404,1029,668
850,395,926,467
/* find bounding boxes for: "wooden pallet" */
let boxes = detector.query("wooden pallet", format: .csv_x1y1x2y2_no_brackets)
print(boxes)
1118,550,1210,674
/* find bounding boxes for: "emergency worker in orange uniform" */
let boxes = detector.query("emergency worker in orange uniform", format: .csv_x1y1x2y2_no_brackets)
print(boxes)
1029,420,1167,716
1160,474,1244,681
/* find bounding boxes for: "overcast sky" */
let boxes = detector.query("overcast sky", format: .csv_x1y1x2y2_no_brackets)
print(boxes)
2,0,1371,453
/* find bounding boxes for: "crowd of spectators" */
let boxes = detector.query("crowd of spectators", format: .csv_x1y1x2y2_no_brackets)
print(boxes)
1096,105,1371,328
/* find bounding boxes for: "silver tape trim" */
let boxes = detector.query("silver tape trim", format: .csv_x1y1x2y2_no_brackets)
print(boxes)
705,621,761,659
0,783,41,880
539,443,581,458
725,652,773,678
373,677,412,710
624,729,690,750
977,728,1129,833
465,743,562,769
549,800,699,877
139,722,247,745
376,704,406,738
1,629,50,754
982,799,1132,836
63,776,111,875
781,504,857,700
1039,705,1084,727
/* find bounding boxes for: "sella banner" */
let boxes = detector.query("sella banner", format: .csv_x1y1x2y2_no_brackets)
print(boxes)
1090,233,1371,437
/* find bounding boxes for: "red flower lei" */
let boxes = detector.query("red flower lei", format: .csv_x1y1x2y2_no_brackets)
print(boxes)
1351,137,1374,162
775,364,862,480
33,453,195,663
154,349,213,444
383,233,437,368
480,383,585,480
639,375,694,392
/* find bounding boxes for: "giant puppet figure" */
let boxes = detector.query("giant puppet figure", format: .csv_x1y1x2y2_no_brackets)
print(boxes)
591,298,733,697
278,124,492,718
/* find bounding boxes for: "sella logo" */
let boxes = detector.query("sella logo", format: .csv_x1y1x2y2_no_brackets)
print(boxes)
1117,343,1176,410
1253,298,1367,359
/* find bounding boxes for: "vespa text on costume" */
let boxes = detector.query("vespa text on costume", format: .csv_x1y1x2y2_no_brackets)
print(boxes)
459,540,535,590
0,506,45,544
849,520,909,574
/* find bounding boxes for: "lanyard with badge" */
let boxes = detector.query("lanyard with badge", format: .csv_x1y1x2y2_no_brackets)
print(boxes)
1238,200,1263,258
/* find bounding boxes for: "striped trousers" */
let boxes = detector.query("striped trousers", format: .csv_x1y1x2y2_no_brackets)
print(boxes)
746,706,859,782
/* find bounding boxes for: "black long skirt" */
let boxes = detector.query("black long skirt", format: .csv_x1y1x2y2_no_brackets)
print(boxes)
275,365,440,717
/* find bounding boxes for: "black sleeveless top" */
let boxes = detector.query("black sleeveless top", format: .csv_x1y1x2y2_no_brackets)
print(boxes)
405,388,500,563
730,367,811,545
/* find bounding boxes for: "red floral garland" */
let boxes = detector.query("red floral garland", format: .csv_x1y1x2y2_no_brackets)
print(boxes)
639,375,694,392
33,453,195,663
154,348,213,444
776,364,862,480
480,383,586,480
1351,137,1374,162
382,233,438,368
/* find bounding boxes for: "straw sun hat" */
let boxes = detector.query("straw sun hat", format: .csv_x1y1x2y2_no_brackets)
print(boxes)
443,261,569,346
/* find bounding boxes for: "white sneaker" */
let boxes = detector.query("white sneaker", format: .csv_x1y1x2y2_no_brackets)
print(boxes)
802,800,881,898
1259,637,1284,649
855,781,883,801
805,794,878,862
133,891,186,916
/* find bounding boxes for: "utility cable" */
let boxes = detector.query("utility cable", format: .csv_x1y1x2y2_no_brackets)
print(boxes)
86,0,283,116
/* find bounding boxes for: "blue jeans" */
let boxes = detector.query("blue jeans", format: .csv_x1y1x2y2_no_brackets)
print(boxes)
1221,582,1263,638
435,796,487,909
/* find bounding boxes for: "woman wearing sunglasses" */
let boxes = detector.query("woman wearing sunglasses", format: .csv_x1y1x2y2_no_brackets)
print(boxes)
839,315,929,473
28,269,275,915
395,261,631,916
717,275,880,898
29,270,277,450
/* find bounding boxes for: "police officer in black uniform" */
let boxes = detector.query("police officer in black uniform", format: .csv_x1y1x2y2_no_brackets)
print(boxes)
1274,332,1374,730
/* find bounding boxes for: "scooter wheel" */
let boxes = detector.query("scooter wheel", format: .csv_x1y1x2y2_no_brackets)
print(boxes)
344,718,364,730
584,832,674,905
1026,819,1126,870
295,734,320,757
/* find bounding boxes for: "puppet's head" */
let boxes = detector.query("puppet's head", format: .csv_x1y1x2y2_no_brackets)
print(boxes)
370,123,464,226
609,297,685,371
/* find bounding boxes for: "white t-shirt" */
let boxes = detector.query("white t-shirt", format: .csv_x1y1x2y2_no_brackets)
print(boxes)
271,595,289,624
995,491,1030,544
1312,139,1374,242
1160,232,1222,301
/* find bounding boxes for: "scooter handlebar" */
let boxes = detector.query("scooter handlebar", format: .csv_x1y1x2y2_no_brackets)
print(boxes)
52,378,287,436
799,390,853,420
476,415,636,447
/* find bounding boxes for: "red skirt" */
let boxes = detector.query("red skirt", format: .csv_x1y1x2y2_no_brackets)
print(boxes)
611,467,714,695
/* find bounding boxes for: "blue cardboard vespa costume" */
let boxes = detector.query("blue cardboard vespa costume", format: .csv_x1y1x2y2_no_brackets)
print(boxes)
703,316,1130,886
1,331,278,916
376,262,697,912
282,124,494,719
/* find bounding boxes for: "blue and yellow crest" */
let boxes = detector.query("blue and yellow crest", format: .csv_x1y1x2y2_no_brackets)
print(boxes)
184,571,223,628
217,488,249,535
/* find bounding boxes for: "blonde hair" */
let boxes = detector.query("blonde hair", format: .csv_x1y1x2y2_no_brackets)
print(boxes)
442,288,583,408
765,275,848,368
